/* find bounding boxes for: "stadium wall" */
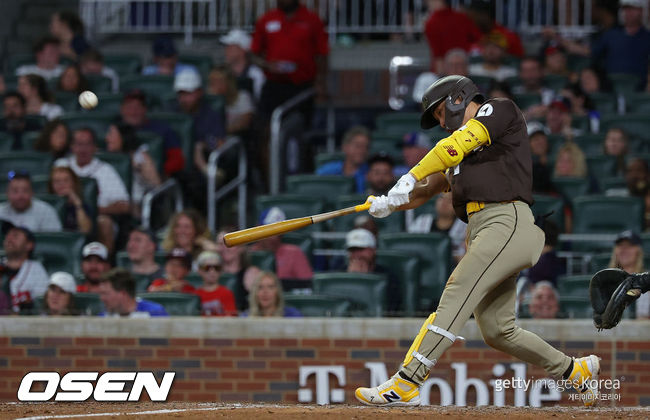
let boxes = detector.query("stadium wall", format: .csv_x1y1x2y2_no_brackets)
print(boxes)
0,318,648,406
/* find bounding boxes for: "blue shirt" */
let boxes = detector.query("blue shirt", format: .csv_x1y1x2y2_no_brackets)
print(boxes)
591,26,650,90
100,298,168,317
142,63,198,76
172,100,226,150
315,161,368,193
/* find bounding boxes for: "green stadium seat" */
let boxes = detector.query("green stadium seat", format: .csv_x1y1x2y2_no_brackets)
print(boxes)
504,75,521,89
572,196,644,234
255,194,325,232
283,294,350,317
368,136,403,161
608,73,639,94
588,253,612,273
74,293,105,315
19,131,41,151
60,112,116,141
557,275,591,298
0,151,53,177
33,232,86,276
133,274,154,293
375,112,420,134
573,133,605,157
85,74,113,93
312,272,387,317
543,74,569,91
219,272,238,291
601,115,650,141
469,75,495,92
286,175,355,205
137,132,165,174
94,93,124,113
249,250,276,272
36,194,66,225
513,93,541,110
641,233,650,254
178,55,213,78
589,92,617,114
282,232,314,261
567,54,591,72
185,272,203,288
379,232,450,312
147,112,193,164
136,292,200,315
0,132,15,152
7,53,35,73
551,177,589,205
314,152,345,169
625,92,650,114
412,197,437,219
599,177,626,193
331,194,404,234
531,194,565,232
28,174,49,194
80,177,98,219
95,151,132,191
571,115,590,132
587,155,618,178
121,75,175,105
559,296,592,319
375,250,420,317
103,54,142,77
54,91,80,112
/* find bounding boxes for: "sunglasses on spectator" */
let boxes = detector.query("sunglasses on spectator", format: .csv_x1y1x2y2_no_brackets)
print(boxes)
200,265,221,272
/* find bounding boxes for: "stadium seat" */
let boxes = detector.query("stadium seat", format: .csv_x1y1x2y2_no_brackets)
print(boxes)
27,174,49,194
136,132,165,174
641,233,650,254
121,75,175,105
543,74,569,91
601,115,650,141
551,177,589,205
625,92,650,114
586,155,618,178
368,135,403,162
103,54,142,77
85,74,114,93
178,54,213,78
0,132,15,152
185,272,203,288
588,253,612,272
0,151,53,177
283,294,350,317
599,177,626,193
375,249,420,317
609,73,639,94
255,194,325,232
469,75,495,92
147,112,193,164
379,232,451,312
331,194,404,234
54,91,80,112
95,151,132,191
590,92,617,114
133,274,154,293
60,112,116,141
312,272,387,317
513,93,541,110
559,296,592,319
249,250,276,272
94,93,124,113
7,52,34,73
33,231,86,276
375,112,420,134
136,292,201,315
314,152,345,169
286,175,355,205
74,293,105,315
282,232,314,261
80,177,98,219
36,194,66,224
19,131,40,151
567,54,590,72
531,194,565,232
573,133,605,157
572,196,644,234
557,275,591,298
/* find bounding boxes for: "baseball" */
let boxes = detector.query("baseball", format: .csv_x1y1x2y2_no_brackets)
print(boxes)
78,90,98,109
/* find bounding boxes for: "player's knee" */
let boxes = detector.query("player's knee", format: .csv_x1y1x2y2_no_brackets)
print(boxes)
481,323,516,349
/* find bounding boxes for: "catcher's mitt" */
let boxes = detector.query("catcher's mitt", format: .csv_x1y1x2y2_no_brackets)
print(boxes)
589,268,649,330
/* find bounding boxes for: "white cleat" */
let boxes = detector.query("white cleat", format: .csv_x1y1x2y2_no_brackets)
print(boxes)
355,375,421,407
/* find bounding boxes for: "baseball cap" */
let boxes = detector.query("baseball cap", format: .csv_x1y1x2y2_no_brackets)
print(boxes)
197,251,222,267
345,228,376,249
219,29,252,50
549,96,571,113
402,131,433,149
259,207,286,225
166,247,192,269
82,242,108,261
620,0,643,8
152,36,177,57
174,69,202,92
0,220,35,243
615,230,641,246
49,271,77,294
527,121,549,137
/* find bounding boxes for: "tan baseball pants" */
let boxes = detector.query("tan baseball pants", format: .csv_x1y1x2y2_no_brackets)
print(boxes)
400,201,572,385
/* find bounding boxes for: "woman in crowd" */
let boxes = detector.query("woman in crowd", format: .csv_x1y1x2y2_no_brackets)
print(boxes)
603,127,628,177
161,210,218,263
56,64,89,94
553,142,588,178
42,272,78,316
608,231,648,320
17,74,64,120
207,66,254,135
34,119,71,159
48,166,92,234
216,227,261,312
243,271,301,318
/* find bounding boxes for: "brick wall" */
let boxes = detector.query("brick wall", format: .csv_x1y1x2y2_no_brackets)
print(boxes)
0,318,648,406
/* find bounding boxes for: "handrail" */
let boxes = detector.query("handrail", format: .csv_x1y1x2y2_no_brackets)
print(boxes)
141,178,183,229
269,88,316,195
207,136,247,233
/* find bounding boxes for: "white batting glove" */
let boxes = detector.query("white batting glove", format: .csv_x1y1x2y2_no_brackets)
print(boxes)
387,173,416,208
368,195,393,218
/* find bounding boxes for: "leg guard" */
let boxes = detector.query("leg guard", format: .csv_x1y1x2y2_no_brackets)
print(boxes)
402,313,464,369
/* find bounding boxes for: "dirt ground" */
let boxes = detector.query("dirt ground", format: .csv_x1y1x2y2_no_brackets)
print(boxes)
1,402,649,420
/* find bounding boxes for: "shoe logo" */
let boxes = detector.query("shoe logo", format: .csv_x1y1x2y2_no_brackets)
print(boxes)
382,390,401,402
370,396,374,402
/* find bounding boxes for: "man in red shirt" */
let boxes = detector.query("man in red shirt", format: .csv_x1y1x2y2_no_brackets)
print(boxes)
194,251,237,316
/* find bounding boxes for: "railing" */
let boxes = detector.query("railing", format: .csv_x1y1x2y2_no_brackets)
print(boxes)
141,178,184,229
207,136,247,233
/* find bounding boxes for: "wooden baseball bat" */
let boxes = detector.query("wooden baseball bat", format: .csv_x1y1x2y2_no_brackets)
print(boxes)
223,196,375,247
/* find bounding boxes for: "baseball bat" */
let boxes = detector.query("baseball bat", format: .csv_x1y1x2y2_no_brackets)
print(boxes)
223,196,375,247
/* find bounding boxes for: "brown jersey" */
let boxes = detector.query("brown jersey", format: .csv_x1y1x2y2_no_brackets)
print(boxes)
448,98,533,222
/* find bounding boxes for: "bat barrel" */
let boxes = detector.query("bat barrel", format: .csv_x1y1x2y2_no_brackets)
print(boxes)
223,217,313,247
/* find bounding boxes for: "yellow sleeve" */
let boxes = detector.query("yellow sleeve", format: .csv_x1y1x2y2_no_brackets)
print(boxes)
409,119,491,181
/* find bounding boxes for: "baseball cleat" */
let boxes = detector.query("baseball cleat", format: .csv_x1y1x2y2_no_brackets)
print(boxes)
567,355,601,407
355,374,421,407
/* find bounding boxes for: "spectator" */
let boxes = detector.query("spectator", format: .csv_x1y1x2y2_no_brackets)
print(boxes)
528,281,560,319
527,122,553,193
34,119,71,159
56,64,88,94
243,271,302,317
603,127,628,176
142,36,198,76
77,242,111,293
252,207,313,280
441,48,469,77
125,226,163,284
216,227,262,312
194,251,237,316
0,172,62,232
542,45,570,78
559,84,596,117
48,166,92,234
161,209,218,262
15,36,64,81
591,0,650,91
395,132,433,177
487,81,513,100
316,125,370,193
365,153,395,196
105,123,161,215
220,29,265,101
79,49,119,92
553,142,588,178
148,248,195,293
55,128,130,253
207,66,254,137
623,158,650,230
545,97,582,139
466,0,524,57
0,91,43,150
17,74,64,121
578,67,602,94
515,56,555,120
0,221,49,313
607,230,648,319
424,0,481,74
119,90,185,176
42,271,78,316
468,31,517,82
527,220,564,288
99,268,168,317
49,10,90,59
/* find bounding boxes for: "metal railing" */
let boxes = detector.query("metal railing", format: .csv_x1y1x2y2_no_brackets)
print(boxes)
141,178,184,229
207,136,247,233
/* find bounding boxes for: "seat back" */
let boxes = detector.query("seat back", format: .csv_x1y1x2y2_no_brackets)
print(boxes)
255,194,325,232
0,151,53,177
248,250,276,272
531,194,565,232
375,112,420,134
85,74,114,93
332,194,404,234
286,175,355,205
375,250,420,317
557,275,591,298
95,151,132,191
283,294,350,317
559,296,592,319
572,196,644,234
136,292,201,315
60,112,117,142
33,231,86,276
551,177,589,205
103,54,142,77
312,272,387,317
147,112,194,164
74,293,105,315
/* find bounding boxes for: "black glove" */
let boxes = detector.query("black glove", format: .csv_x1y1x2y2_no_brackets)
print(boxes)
590,268,650,330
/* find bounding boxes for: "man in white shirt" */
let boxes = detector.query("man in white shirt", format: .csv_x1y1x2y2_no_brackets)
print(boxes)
468,32,517,82
79,48,120,93
220,29,265,102
0,172,61,232
15,36,65,81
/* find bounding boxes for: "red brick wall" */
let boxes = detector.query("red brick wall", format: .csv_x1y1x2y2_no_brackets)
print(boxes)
1,335,649,406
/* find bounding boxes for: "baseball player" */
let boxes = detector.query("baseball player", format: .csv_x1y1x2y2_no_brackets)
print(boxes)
590,268,650,329
355,75,600,407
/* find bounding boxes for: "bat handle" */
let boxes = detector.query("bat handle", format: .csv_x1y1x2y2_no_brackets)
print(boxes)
354,195,375,212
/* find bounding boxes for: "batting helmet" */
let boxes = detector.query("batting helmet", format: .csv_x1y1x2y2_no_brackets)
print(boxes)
420,75,484,131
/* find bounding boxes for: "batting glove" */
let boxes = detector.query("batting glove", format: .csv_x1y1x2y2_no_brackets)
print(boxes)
387,173,416,208
368,195,393,218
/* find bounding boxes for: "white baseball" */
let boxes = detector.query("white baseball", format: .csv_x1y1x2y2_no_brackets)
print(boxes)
78,90,98,109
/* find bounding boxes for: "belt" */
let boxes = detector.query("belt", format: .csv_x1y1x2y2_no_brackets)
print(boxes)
466,200,517,217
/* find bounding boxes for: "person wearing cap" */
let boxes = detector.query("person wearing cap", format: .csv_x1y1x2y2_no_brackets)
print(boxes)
607,230,648,319
0,221,49,314
527,122,553,194
316,125,370,193
252,207,313,281
220,29,265,102
99,268,168,317
0,171,62,232
125,226,164,284
544,96,582,138
42,271,78,316
148,248,195,293
591,0,650,92
77,242,112,293
366,153,395,196
142,35,198,76
194,251,237,316
465,0,524,58
79,49,119,93
468,31,517,82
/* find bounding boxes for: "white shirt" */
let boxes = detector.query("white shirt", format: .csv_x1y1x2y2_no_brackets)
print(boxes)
15,64,65,80
245,65,265,101
0,198,62,232
6,259,49,313
101,66,120,92
637,292,650,319
227,90,255,128
39,103,64,121
55,157,129,207
469,63,518,82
